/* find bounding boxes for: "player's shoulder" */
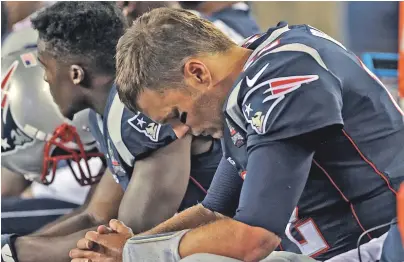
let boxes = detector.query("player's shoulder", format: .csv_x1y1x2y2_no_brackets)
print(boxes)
242,22,334,71
225,23,344,137
105,87,177,165
239,22,342,100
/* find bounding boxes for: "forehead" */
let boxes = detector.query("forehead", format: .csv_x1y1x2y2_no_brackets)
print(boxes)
137,88,186,121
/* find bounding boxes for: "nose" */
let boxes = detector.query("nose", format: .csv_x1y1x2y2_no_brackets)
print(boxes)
172,124,190,139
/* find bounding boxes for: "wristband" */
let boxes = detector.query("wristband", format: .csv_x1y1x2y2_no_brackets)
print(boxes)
123,230,190,262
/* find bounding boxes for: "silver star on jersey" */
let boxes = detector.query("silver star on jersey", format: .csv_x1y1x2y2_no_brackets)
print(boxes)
1,138,10,150
244,103,253,117
137,117,146,128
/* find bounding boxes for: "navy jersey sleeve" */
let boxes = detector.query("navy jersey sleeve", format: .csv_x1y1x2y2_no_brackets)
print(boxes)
120,110,177,161
201,156,243,217
232,50,345,236
233,126,340,236
241,50,344,146
233,136,313,236
106,100,177,168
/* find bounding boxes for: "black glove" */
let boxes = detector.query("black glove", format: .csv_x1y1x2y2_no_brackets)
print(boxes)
1,234,19,262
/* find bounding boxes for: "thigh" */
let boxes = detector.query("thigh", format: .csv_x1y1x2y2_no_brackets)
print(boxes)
1,197,78,235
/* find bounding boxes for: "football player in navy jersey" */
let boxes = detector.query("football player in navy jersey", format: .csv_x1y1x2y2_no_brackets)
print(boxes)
71,8,404,262
0,2,262,262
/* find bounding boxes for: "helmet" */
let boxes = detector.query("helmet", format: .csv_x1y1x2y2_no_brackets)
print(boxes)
2,27,39,56
1,48,105,185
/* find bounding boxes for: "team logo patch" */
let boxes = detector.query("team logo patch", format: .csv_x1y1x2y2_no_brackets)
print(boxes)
225,119,245,147
20,52,37,68
250,111,265,134
243,74,319,134
127,112,161,142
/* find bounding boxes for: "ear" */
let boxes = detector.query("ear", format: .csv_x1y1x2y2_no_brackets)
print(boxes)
69,65,85,85
183,59,212,92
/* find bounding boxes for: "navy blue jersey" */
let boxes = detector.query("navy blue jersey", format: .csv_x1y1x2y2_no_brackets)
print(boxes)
206,2,260,44
89,86,222,211
202,22,404,259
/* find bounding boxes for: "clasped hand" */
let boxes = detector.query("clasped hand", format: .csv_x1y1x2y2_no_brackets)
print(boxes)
69,219,134,262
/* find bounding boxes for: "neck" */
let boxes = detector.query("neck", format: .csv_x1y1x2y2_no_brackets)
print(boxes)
215,46,253,94
85,76,115,116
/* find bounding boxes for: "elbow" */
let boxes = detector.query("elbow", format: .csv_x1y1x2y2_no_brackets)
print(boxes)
237,223,281,262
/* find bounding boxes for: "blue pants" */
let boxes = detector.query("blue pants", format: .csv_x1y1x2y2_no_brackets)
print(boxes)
1,197,79,235
380,220,404,262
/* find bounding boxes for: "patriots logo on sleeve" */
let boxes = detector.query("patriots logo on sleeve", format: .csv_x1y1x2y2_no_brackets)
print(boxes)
127,112,162,142
243,74,319,134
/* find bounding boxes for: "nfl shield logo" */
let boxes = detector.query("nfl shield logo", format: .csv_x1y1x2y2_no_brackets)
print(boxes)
225,119,245,148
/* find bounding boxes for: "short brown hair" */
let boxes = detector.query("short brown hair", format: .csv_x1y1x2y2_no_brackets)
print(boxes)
115,7,235,112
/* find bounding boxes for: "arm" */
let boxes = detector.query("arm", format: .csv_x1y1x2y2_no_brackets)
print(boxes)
30,206,88,236
31,169,123,237
117,135,192,233
31,183,98,235
15,227,100,262
179,218,280,262
1,167,31,197
176,136,316,261
140,156,242,235
69,156,281,261
13,170,124,262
